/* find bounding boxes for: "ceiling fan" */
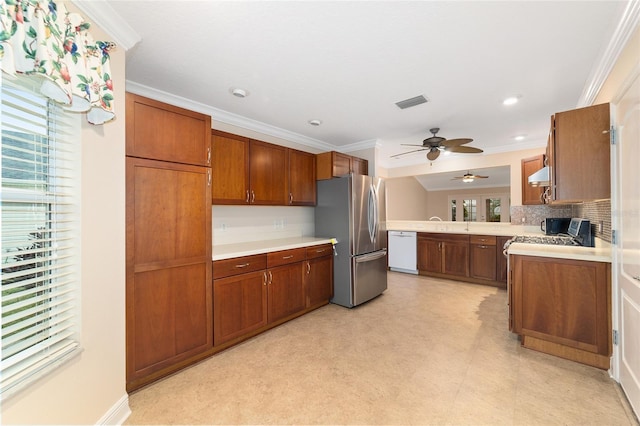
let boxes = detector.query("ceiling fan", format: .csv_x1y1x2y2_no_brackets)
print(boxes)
452,171,489,183
391,127,483,161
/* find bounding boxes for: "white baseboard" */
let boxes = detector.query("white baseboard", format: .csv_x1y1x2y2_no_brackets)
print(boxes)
96,393,131,425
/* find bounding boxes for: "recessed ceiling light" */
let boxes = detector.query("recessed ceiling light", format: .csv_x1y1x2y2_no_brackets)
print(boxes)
308,119,322,126
230,88,248,98
503,95,521,106
514,135,526,141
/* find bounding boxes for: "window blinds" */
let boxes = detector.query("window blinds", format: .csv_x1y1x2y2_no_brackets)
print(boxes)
1,76,81,396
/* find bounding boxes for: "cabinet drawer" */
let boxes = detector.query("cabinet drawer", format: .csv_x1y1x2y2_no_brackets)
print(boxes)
306,244,333,260
213,254,267,279
267,248,306,267
470,235,496,246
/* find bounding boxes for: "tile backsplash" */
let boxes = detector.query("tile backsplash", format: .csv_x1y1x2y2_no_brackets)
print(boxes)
510,199,611,242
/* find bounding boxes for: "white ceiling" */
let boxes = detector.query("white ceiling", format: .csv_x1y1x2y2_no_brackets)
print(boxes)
413,166,511,192
96,1,628,176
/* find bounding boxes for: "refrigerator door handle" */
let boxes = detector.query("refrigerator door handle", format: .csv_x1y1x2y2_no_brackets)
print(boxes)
367,184,375,244
355,249,387,263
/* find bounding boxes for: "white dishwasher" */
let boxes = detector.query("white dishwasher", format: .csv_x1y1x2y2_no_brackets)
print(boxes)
388,231,418,274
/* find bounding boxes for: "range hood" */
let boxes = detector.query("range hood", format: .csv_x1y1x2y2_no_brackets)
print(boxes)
528,166,550,187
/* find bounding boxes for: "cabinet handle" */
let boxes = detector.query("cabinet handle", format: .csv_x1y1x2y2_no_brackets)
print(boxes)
235,263,250,268
268,271,273,284
282,255,294,259
245,190,250,203
207,169,211,187
207,146,211,164
251,190,255,203
263,272,267,286
479,245,488,249
289,193,293,205
316,248,326,253
306,261,310,274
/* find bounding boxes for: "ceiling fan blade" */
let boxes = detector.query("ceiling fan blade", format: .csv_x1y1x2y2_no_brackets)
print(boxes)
426,149,440,161
390,148,428,158
446,146,484,154
400,143,429,147
441,138,473,147
474,175,489,178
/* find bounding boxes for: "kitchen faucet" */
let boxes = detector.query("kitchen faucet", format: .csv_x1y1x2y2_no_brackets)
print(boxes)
428,216,443,221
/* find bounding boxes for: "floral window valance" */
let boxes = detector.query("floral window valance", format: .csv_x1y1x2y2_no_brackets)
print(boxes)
0,0,116,125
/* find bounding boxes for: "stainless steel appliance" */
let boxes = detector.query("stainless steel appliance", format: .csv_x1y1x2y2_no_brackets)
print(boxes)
541,217,571,235
315,174,387,307
388,231,418,274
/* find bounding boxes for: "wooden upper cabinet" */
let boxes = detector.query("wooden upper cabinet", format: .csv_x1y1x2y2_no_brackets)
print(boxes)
211,130,314,205
249,140,288,205
288,149,316,206
126,93,211,166
551,103,610,202
521,154,545,205
316,151,369,180
211,130,250,204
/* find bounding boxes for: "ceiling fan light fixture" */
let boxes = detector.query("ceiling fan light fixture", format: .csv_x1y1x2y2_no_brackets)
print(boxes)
462,176,474,183
308,119,322,126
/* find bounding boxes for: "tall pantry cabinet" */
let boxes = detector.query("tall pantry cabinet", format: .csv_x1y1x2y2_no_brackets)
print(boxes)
125,93,212,391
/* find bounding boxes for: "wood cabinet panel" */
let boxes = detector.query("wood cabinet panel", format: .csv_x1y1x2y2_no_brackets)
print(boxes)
521,155,545,205
268,263,306,323
306,244,333,260
418,233,469,277
288,149,316,205
267,248,307,268
213,254,267,280
511,255,611,368
129,259,212,376
316,151,368,180
249,140,288,205
551,103,610,202
470,244,497,281
306,255,333,308
126,93,211,166
417,236,441,273
442,239,469,277
211,131,250,204
213,270,268,346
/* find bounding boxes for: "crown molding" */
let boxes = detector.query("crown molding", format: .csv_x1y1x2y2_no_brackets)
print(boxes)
577,0,640,107
71,0,141,51
339,139,380,153
126,81,336,152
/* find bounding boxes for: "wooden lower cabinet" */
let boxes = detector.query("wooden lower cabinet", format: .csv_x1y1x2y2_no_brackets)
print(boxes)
306,253,334,308
496,236,511,283
212,244,333,347
213,270,267,346
469,235,497,281
417,233,469,278
268,262,306,323
510,254,611,369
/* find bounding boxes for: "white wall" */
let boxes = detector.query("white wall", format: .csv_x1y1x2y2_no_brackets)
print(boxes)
1,5,128,424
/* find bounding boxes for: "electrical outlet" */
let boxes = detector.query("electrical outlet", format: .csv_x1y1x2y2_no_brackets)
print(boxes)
220,223,228,232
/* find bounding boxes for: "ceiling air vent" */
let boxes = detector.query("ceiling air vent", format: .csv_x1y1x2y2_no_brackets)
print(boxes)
395,95,428,110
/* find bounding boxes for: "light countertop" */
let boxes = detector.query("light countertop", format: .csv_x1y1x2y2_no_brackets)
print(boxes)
507,241,612,263
386,220,537,236
213,237,334,261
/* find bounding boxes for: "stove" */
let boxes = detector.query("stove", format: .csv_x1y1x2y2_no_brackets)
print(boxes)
509,235,580,246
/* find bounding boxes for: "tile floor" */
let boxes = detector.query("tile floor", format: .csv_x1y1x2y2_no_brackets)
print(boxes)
125,272,638,425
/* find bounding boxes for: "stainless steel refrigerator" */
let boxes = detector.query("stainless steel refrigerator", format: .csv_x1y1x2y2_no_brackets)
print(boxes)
315,174,387,308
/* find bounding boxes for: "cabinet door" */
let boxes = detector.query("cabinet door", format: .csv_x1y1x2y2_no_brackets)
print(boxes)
417,236,441,273
306,256,333,308
126,158,212,383
470,244,497,280
249,140,288,205
351,157,368,176
521,155,545,205
553,103,610,202
288,149,316,206
332,152,352,177
514,256,610,356
442,240,469,277
211,131,250,204
267,263,306,323
126,93,211,166
213,271,268,346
